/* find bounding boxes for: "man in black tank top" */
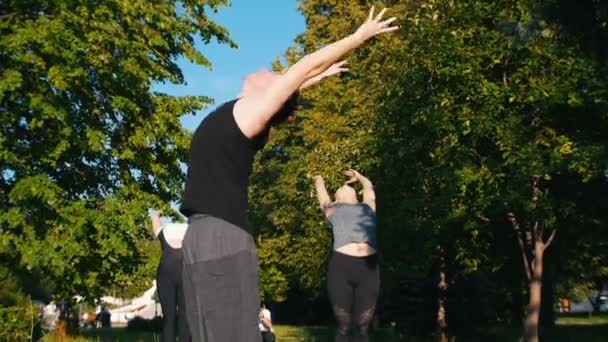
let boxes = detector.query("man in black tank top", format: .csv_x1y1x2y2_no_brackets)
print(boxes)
179,7,399,341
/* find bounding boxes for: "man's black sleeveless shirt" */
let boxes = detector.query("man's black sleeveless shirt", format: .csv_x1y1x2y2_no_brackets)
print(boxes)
180,100,267,233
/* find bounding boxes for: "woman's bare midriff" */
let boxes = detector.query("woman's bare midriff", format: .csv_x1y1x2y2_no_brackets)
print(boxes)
335,242,376,257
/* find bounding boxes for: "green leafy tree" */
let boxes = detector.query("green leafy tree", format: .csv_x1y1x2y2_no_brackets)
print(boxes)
374,0,608,341
251,3,608,342
0,0,234,305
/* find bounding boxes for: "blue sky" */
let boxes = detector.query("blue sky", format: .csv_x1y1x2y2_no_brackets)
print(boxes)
154,0,305,131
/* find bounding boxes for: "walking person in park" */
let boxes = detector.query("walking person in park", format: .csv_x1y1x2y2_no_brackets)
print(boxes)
151,210,190,342
258,303,275,342
179,7,398,341
313,169,379,342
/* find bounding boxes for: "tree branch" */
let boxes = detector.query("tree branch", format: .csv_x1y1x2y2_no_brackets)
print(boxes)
0,13,16,20
525,224,533,250
509,212,532,281
476,213,491,222
530,175,540,209
502,56,510,89
543,229,557,250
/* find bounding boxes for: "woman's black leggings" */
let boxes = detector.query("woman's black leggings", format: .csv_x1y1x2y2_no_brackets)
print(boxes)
157,264,190,342
327,252,380,342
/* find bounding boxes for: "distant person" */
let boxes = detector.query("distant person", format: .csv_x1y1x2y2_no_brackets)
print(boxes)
96,304,111,328
560,298,570,313
151,210,190,341
179,6,398,342
41,301,59,331
258,303,275,342
313,169,379,342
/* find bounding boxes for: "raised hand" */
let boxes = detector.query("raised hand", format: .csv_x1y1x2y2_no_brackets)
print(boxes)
354,6,399,42
344,169,359,184
300,61,349,89
319,60,349,79
150,209,163,236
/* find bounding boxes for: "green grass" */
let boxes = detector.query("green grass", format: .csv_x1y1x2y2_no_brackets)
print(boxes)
273,325,400,341
466,315,608,342
79,328,158,342
44,315,608,342
74,326,399,342
556,313,608,326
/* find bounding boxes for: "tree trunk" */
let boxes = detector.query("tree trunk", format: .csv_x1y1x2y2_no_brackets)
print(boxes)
509,177,557,342
437,244,448,342
523,242,544,342
438,269,448,342
540,255,555,329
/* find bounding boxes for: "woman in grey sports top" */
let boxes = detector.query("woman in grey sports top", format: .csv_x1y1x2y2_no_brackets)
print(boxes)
313,169,379,342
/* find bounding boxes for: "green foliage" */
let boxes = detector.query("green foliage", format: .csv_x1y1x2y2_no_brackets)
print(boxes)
251,0,608,330
0,265,28,307
0,303,39,341
0,0,234,301
373,0,608,324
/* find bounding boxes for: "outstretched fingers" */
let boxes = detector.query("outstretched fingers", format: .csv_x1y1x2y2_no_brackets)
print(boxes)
356,6,400,41
381,17,398,27
324,60,349,76
379,16,399,33
344,169,359,184
335,60,349,72
372,8,400,35
380,25,400,34
374,8,387,21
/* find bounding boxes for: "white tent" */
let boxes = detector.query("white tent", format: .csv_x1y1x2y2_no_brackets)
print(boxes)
107,281,162,325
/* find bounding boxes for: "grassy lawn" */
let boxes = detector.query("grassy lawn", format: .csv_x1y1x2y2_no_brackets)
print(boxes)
74,326,399,342
79,328,157,342
41,315,608,342
556,313,608,325
273,325,400,342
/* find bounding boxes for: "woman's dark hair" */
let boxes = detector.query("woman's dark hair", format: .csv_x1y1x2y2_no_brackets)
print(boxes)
270,91,299,126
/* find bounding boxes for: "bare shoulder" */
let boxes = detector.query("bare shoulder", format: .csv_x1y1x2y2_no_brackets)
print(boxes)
233,96,264,139
233,73,301,138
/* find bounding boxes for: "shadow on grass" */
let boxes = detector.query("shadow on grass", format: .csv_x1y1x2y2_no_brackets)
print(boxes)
458,323,608,342
76,321,608,341
275,326,418,342
80,327,159,342
542,324,608,342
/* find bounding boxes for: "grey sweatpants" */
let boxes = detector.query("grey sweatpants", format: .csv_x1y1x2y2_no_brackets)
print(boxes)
182,214,261,342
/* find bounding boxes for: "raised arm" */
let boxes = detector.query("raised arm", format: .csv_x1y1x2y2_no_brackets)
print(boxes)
150,210,162,237
234,7,399,138
346,169,376,212
299,61,349,90
313,175,333,216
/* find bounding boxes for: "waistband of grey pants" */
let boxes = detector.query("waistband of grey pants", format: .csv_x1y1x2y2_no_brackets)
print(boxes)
183,213,255,263
187,213,208,223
